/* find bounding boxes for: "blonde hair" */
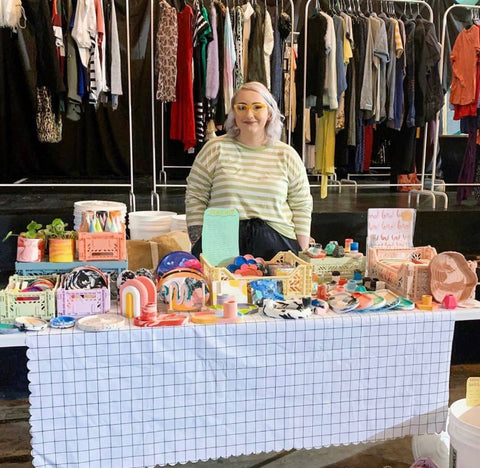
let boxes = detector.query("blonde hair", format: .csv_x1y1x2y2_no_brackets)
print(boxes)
224,82,284,145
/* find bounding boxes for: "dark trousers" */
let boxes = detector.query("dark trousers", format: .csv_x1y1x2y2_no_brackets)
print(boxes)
192,218,300,261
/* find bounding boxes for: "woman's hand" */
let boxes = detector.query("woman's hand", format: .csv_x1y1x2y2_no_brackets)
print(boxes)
296,234,310,251
188,225,203,245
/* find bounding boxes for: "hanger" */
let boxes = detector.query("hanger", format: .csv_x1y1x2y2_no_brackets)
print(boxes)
463,9,475,29
356,0,363,17
389,1,396,17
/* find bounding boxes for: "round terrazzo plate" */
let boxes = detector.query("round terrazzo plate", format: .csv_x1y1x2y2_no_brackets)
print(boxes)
77,314,125,332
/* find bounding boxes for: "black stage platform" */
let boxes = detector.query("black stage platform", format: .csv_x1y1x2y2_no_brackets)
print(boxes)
1,180,480,399
1,179,479,273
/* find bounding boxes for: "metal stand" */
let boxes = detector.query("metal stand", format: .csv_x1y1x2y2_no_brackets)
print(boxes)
150,0,160,210
1,0,137,212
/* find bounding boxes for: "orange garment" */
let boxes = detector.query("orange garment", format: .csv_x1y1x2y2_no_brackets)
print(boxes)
454,25,480,119
450,25,480,107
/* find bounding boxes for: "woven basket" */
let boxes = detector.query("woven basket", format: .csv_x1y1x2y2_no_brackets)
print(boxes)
368,246,437,301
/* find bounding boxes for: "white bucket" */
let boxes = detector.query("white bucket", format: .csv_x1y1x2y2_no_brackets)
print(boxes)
448,399,480,468
128,211,176,240
128,211,176,222
171,214,187,232
129,226,171,241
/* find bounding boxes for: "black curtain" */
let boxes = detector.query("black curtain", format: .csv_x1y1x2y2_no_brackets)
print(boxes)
0,0,161,182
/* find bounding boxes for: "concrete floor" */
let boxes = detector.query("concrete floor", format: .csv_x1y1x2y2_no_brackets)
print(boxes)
1,364,478,468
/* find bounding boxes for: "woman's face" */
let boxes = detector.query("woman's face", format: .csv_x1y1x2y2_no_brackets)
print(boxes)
233,89,270,140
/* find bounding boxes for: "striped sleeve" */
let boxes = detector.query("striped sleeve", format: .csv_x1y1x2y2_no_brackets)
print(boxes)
287,148,313,237
185,140,217,228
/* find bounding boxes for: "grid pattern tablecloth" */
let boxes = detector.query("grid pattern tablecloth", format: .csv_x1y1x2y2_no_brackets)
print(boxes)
26,309,455,468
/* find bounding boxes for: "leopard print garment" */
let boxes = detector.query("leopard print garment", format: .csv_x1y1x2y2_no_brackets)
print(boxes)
155,0,178,102
36,86,62,143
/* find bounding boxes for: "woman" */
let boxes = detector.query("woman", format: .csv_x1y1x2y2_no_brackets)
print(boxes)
186,81,312,260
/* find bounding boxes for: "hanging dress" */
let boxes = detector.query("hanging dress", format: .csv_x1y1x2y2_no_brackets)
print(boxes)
155,0,178,102
170,5,196,151
247,2,266,85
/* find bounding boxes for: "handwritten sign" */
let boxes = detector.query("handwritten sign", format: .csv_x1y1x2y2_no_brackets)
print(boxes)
367,208,416,249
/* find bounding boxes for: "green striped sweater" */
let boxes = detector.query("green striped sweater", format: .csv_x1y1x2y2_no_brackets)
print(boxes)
186,135,313,239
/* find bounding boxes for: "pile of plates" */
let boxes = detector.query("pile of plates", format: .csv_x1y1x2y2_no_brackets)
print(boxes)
74,200,127,231
128,211,177,240
171,214,187,232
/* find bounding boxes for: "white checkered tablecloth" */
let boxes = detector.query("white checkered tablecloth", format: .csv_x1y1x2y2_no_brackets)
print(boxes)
26,309,455,468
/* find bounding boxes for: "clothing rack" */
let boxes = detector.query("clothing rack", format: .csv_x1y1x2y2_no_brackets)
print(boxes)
350,0,434,199
428,3,480,210
300,0,436,197
150,0,296,209
0,0,137,212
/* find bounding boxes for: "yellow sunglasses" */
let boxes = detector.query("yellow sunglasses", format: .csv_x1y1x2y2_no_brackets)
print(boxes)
233,103,267,114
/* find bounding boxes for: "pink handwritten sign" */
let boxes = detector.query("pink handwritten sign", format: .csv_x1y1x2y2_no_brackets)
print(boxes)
367,209,416,249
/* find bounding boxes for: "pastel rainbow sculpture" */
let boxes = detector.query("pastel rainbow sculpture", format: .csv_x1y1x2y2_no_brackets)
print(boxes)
120,277,156,318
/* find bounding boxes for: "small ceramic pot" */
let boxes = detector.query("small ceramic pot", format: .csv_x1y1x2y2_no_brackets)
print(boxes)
49,238,75,262
16,237,45,262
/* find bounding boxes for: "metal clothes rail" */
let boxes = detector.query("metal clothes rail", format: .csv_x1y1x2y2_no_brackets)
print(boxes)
428,3,480,209
1,0,136,212
150,0,296,209
300,0,436,198
354,0,434,202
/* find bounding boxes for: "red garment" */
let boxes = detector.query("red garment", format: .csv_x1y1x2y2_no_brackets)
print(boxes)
170,5,196,151
51,0,65,76
363,124,374,171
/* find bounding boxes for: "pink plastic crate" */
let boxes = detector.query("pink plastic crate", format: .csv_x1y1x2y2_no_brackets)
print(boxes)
77,232,126,261
57,276,111,318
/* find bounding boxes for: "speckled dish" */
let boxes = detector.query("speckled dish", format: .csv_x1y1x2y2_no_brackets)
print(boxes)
76,314,125,332
50,316,76,329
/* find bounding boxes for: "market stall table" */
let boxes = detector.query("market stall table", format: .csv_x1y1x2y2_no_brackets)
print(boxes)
16,307,466,468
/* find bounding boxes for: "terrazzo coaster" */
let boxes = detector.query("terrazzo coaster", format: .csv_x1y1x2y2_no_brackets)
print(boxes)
14,317,48,331
50,316,76,329
0,323,21,334
327,293,359,314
